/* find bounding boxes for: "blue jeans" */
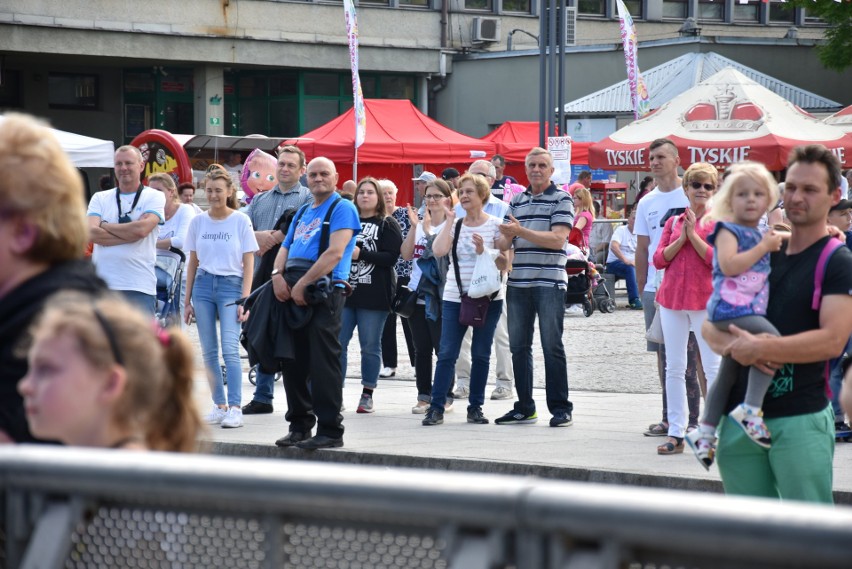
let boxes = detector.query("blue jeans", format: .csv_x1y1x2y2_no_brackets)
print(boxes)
507,285,572,417
120,290,156,315
431,300,503,410
604,259,639,302
339,307,389,389
252,370,276,404
193,270,243,407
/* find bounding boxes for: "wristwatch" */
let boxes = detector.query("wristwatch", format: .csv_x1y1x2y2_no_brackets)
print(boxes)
271,268,282,277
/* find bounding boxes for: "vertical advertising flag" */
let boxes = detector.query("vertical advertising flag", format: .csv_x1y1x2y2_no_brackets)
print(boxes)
615,0,651,119
343,0,366,148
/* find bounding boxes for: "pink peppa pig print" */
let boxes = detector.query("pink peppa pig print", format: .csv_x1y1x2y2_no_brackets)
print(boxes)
719,271,767,310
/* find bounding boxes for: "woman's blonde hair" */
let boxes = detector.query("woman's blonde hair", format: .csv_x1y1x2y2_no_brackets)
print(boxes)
203,166,238,210
457,173,491,206
0,113,88,263
683,162,719,189
573,187,593,213
29,292,205,452
707,161,779,223
148,173,179,204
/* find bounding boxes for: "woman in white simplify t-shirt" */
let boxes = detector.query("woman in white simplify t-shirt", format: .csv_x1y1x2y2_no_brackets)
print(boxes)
184,168,258,429
149,173,196,326
421,173,509,427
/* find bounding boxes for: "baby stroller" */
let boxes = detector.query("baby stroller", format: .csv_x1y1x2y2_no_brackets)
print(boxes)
564,242,615,317
155,247,185,328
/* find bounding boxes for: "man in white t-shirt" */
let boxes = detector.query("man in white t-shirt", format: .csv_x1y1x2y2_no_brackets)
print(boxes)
87,145,165,314
634,138,700,437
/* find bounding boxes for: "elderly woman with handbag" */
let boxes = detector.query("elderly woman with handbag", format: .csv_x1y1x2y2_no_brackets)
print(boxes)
651,162,721,455
421,174,510,426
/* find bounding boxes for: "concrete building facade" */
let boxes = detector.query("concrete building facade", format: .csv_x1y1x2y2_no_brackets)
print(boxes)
0,0,846,144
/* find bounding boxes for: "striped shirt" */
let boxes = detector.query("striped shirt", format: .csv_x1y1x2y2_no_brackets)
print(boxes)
505,183,574,289
244,182,311,231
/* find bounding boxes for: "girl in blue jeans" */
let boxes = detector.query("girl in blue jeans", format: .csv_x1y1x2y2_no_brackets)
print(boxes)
339,177,402,414
185,167,258,429
422,174,510,426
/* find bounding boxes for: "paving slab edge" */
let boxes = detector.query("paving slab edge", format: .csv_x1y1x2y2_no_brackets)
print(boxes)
209,441,852,504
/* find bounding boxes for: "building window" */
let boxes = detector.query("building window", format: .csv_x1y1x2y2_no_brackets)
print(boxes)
733,0,760,22
48,73,99,110
697,0,723,21
662,0,688,19
304,73,340,97
577,0,605,16
621,0,643,19
769,1,794,23
503,0,532,13
0,69,22,108
399,0,429,6
464,0,493,10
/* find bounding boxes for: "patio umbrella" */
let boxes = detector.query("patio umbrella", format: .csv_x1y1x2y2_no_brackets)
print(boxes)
824,105,852,134
589,68,851,171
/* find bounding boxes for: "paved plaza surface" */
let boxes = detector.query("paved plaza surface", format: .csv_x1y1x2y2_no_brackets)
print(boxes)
187,288,852,503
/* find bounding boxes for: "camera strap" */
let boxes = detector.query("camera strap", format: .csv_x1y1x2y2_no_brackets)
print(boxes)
115,184,144,221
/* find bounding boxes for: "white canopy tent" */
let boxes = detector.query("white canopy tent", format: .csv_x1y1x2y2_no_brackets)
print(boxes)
0,115,115,167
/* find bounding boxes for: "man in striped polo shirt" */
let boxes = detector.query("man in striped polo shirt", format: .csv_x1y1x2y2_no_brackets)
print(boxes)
495,147,575,427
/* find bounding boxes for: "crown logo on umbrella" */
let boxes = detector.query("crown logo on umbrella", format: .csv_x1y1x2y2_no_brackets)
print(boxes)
681,86,764,133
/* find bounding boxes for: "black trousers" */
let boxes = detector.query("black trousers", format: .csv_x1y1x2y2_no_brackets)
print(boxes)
381,277,415,368
281,292,345,439
407,304,453,400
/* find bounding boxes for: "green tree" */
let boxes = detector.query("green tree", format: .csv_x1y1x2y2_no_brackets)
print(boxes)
788,0,852,71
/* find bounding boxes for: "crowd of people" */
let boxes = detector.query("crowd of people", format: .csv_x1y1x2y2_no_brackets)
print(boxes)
3,110,852,505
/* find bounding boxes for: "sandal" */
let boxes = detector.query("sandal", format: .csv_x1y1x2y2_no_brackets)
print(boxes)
657,436,684,455
644,421,669,437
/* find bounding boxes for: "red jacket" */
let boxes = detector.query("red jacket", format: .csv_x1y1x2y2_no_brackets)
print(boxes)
653,212,715,311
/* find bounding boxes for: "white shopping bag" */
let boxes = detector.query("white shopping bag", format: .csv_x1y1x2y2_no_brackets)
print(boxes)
468,248,501,298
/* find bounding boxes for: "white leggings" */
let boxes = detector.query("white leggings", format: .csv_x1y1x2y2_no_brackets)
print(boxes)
659,307,720,438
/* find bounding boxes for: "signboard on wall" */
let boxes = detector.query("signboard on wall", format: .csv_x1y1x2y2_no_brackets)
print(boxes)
565,118,617,143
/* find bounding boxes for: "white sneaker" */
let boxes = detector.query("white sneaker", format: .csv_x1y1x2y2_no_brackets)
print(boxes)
221,407,244,429
379,367,396,378
204,406,227,425
453,386,470,399
565,304,583,315
490,386,514,400
411,401,429,414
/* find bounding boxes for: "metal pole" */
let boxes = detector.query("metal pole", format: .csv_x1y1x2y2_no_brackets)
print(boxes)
557,0,565,137
538,0,547,147
548,0,556,138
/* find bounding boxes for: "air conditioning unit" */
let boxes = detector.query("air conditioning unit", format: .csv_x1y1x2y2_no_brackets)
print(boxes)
543,6,578,47
564,7,577,46
472,17,501,42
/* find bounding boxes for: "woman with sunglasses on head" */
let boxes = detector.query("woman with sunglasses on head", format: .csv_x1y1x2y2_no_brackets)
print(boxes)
401,179,454,414
148,173,197,326
184,167,258,429
339,177,403,414
18,292,203,452
651,162,721,456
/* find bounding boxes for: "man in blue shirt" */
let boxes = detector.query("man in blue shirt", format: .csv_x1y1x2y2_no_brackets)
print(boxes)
270,157,360,450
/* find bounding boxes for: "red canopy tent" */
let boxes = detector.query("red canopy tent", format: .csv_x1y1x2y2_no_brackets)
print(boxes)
825,105,852,134
590,68,852,171
283,99,497,204
481,121,590,163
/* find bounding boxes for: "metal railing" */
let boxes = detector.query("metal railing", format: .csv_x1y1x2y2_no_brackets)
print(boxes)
2,445,851,569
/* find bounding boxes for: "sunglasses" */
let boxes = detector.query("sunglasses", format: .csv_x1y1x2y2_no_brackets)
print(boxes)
689,181,716,191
